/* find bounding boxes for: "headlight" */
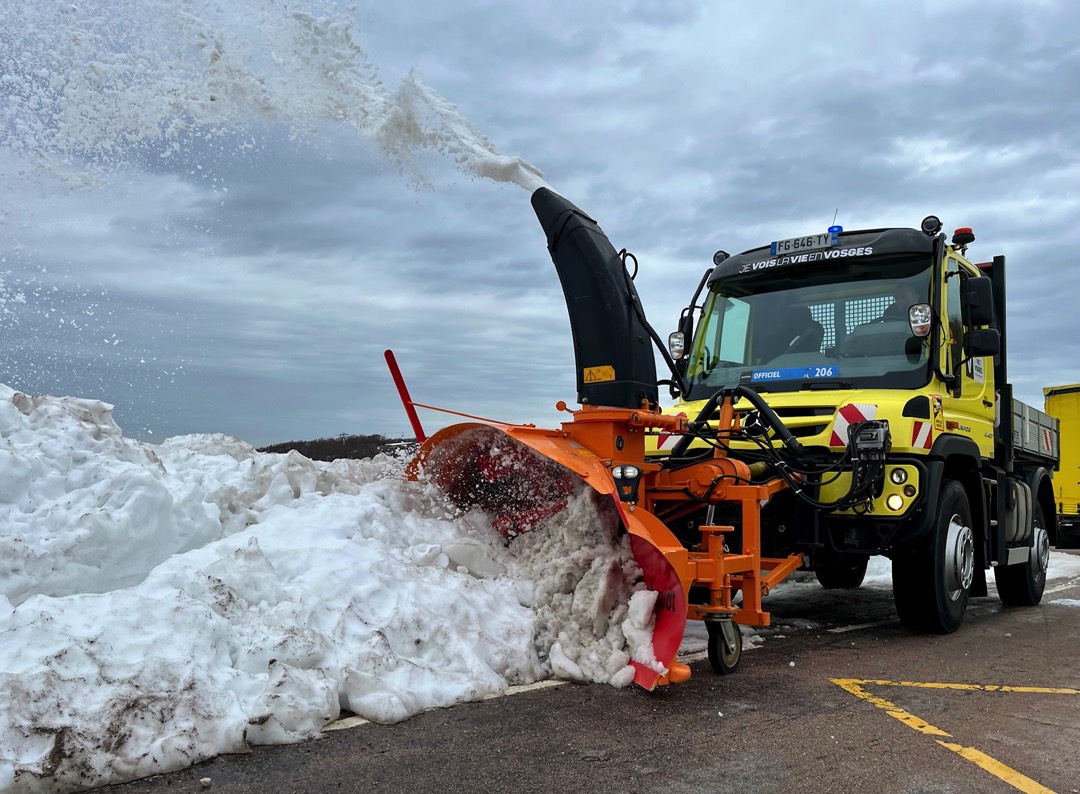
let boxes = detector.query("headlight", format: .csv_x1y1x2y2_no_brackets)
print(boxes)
889,468,908,485
886,494,905,512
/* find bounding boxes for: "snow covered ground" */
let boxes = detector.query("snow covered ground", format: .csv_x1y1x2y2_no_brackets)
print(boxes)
3,384,1080,794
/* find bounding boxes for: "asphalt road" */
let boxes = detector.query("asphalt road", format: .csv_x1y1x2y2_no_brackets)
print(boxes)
102,552,1080,794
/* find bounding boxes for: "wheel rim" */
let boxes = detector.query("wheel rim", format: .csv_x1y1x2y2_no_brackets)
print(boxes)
945,513,975,601
719,627,740,667
1033,524,1050,583
709,620,741,671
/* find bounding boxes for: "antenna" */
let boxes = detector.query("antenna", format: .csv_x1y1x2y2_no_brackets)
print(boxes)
831,208,839,227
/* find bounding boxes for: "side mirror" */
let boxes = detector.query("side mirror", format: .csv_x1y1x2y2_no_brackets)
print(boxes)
961,277,995,327
678,307,694,348
669,306,694,365
965,328,1000,357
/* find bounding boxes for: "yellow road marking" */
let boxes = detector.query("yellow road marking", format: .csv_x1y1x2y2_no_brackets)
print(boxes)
936,742,1056,794
832,678,1072,794
832,678,949,736
324,679,569,732
850,679,1080,695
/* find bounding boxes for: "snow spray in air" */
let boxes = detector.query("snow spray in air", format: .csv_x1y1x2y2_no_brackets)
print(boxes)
0,1,548,192
0,0,548,432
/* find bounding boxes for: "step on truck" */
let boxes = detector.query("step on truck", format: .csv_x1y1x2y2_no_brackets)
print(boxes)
395,192,1059,687
660,215,1060,632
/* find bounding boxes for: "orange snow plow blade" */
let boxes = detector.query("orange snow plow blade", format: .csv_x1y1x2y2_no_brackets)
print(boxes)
407,421,688,689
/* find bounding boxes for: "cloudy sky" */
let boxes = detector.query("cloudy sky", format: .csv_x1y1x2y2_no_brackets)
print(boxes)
2,0,1078,446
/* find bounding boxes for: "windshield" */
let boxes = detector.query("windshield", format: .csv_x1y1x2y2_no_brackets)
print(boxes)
683,254,933,398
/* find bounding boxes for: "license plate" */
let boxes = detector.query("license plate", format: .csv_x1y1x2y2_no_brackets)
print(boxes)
770,232,837,256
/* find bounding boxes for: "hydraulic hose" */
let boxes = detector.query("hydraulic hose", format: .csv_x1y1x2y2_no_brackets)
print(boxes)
668,385,802,460
617,252,689,398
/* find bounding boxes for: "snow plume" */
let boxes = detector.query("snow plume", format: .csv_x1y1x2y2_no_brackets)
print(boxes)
0,2,547,191
0,385,654,792
0,275,26,318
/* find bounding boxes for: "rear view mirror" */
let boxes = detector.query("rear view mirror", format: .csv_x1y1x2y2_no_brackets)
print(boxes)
965,328,1000,357
962,277,995,327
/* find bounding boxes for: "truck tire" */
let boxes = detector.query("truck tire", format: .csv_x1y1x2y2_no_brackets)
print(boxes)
994,502,1050,607
892,480,974,633
815,555,869,589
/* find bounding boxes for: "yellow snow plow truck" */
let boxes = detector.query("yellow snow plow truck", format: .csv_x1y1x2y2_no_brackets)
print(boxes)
398,191,1058,688
655,214,1061,632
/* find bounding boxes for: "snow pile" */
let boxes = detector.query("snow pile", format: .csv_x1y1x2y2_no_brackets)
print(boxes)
506,493,658,686
4,385,1080,792
0,385,656,792
0,1,547,192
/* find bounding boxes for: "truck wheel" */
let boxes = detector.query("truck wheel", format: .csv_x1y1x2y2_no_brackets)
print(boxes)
892,480,974,633
815,555,869,589
706,619,742,675
994,502,1049,607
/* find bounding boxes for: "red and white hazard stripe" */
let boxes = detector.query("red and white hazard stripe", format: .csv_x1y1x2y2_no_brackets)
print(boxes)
655,413,688,450
829,403,878,447
911,421,933,450
1042,427,1054,453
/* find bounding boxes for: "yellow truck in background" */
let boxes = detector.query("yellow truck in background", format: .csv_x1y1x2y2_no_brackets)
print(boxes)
1044,384,1080,547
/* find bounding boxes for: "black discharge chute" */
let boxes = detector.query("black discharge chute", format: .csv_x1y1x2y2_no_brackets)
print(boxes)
531,188,659,411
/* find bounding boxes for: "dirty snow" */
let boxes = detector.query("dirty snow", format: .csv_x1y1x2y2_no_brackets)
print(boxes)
4,385,1080,792
0,386,651,792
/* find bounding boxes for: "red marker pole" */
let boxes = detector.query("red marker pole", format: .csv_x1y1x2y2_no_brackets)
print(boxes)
384,349,427,443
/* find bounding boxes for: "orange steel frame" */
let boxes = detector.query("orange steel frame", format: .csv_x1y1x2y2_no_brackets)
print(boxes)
555,396,805,630
392,348,805,681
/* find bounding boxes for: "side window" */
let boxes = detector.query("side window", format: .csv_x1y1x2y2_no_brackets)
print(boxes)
718,298,749,363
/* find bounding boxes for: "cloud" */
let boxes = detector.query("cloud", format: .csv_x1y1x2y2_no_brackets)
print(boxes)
2,0,1079,444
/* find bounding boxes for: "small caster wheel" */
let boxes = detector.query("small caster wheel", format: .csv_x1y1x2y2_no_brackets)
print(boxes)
706,619,742,675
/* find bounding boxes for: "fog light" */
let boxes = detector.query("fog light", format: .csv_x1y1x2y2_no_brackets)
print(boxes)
889,468,908,485
904,484,916,497
611,464,643,504
886,494,905,511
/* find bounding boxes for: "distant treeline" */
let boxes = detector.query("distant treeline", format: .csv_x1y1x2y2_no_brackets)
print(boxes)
257,433,418,462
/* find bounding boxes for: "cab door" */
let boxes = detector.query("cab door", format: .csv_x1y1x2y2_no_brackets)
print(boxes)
942,258,996,457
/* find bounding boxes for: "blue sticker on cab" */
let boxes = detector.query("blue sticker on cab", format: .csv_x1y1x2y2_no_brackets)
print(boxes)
750,365,839,383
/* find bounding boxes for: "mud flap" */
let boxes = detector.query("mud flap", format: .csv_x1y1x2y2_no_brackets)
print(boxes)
408,422,688,688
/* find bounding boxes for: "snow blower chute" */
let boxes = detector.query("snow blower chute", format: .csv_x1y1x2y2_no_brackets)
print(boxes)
389,188,803,689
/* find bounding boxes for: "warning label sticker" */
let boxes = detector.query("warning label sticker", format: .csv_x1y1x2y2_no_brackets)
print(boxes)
583,365,615,383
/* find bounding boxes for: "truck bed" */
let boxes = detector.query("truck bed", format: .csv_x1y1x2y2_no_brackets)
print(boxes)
1012,398,1059,466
